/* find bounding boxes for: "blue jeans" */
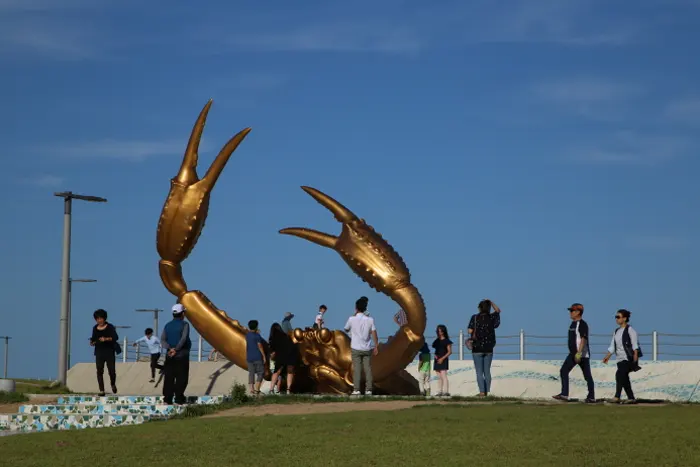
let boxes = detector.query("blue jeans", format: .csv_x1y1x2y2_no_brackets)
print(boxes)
472,352,493,394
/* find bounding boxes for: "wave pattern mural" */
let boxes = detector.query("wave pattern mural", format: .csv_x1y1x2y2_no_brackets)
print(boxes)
404,360,700,402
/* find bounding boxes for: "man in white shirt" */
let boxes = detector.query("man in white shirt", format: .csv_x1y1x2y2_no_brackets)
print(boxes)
344,296,379,396
133,327,163,382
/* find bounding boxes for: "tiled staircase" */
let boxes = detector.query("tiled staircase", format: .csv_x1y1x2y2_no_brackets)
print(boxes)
0,395,227,434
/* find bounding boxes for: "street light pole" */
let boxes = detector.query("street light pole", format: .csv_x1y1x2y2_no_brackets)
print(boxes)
135,309,164,336
54,191,107,385
0,336,11,379
67,278,97,369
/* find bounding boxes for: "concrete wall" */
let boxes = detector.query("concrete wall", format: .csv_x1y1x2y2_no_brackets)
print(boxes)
68,360,700,401
67,361,249,396
404,360,700,402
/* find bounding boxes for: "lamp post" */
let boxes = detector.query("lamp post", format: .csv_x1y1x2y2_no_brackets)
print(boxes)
54,191,107,385
67,278,97,369
0,336,10,379
135,308,163,336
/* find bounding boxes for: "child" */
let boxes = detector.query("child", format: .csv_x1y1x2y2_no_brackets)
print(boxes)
418,342,431,396
245,320,267,395
133,327,162,382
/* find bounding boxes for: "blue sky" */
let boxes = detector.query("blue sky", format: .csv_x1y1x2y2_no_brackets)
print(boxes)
1,0,699,379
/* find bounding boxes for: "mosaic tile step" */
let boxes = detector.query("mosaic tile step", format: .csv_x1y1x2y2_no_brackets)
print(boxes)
19,404,186,416
0,414,150,432
57,395,228,405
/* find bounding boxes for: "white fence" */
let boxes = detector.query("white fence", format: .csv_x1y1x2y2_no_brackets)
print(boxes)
120,330,700,363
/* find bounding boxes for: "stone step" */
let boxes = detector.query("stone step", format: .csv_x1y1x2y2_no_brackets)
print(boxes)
18,404,186,416
0,414,150,432
57,395,228,405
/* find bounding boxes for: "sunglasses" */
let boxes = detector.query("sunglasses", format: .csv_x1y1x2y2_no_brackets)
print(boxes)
615,315,623,319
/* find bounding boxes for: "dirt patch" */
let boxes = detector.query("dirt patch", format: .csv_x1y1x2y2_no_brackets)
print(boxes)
0,396,57,414
206,400,458,418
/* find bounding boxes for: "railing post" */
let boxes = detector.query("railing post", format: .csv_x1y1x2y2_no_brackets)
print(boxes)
135,344,140,361
123,337,128,363
519,329,525,361
652,330,658,361
458,330,464,361
198,335,203,362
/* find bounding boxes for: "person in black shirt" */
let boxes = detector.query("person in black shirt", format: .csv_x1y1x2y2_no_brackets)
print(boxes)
89,309,119,396
467,299,501,396
553,303,595,403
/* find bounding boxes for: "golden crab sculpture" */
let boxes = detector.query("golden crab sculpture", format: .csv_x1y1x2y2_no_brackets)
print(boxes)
156,101,427,394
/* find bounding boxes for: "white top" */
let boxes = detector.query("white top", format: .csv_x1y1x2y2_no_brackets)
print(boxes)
608,326,639,361
315,312,324,328
135,335,161,354
344,313,377,351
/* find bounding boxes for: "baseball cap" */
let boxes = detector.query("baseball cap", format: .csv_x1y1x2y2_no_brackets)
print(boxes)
172,304,185,315
567,303,584,312
284,312,294,319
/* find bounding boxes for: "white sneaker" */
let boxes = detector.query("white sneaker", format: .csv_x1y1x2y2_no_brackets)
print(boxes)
351,390,361,395
364,391,372,396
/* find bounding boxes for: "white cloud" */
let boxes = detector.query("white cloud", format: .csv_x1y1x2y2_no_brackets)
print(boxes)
566,131,690,166
226,21,423,55
46,140,187,162
19,174,65,187
626,235,687,250
532,77,646,122
664,97,700,125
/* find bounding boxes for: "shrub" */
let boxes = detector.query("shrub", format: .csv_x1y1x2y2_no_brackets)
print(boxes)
0,391,29,403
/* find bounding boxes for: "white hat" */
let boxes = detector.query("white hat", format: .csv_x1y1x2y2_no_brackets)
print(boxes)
172,304,185,314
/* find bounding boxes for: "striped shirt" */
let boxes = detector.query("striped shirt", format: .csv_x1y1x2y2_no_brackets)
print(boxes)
394,309,408,326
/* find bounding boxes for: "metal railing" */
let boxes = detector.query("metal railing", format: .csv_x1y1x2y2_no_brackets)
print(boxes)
118,330,700,364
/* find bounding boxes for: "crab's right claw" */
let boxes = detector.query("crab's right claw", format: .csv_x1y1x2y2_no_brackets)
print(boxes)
279,228,337,249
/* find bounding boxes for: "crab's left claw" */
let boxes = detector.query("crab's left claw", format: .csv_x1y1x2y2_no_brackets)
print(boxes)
157,100,251,297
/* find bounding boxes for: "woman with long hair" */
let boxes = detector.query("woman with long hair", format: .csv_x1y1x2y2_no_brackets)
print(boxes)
89,309,119,396
467,299,501,396
268,322,297,394
432,324,453,397
603,309,640,404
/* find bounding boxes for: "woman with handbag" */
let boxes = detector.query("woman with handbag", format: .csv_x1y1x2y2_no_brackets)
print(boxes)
602,309,640,404
467,299,501,397
89,309,119,396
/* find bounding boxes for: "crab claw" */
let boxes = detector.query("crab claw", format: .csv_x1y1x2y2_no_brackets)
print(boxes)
279,228,337,249
157,100,251,293
300,186,358,224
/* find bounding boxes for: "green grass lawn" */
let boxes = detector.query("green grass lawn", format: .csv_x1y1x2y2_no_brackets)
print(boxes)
9,378,73,395
2,404,698,467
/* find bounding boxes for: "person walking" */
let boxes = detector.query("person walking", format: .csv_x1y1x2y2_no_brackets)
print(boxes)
161,304,192,405
89,309,119,396
467,299,501,396
553,303,596,403
344,296,379,395
603,309,641,404
133,328,162,382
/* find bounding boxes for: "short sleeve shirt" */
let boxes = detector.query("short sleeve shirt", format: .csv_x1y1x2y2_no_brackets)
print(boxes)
344,314,377,351
246,332,264,362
